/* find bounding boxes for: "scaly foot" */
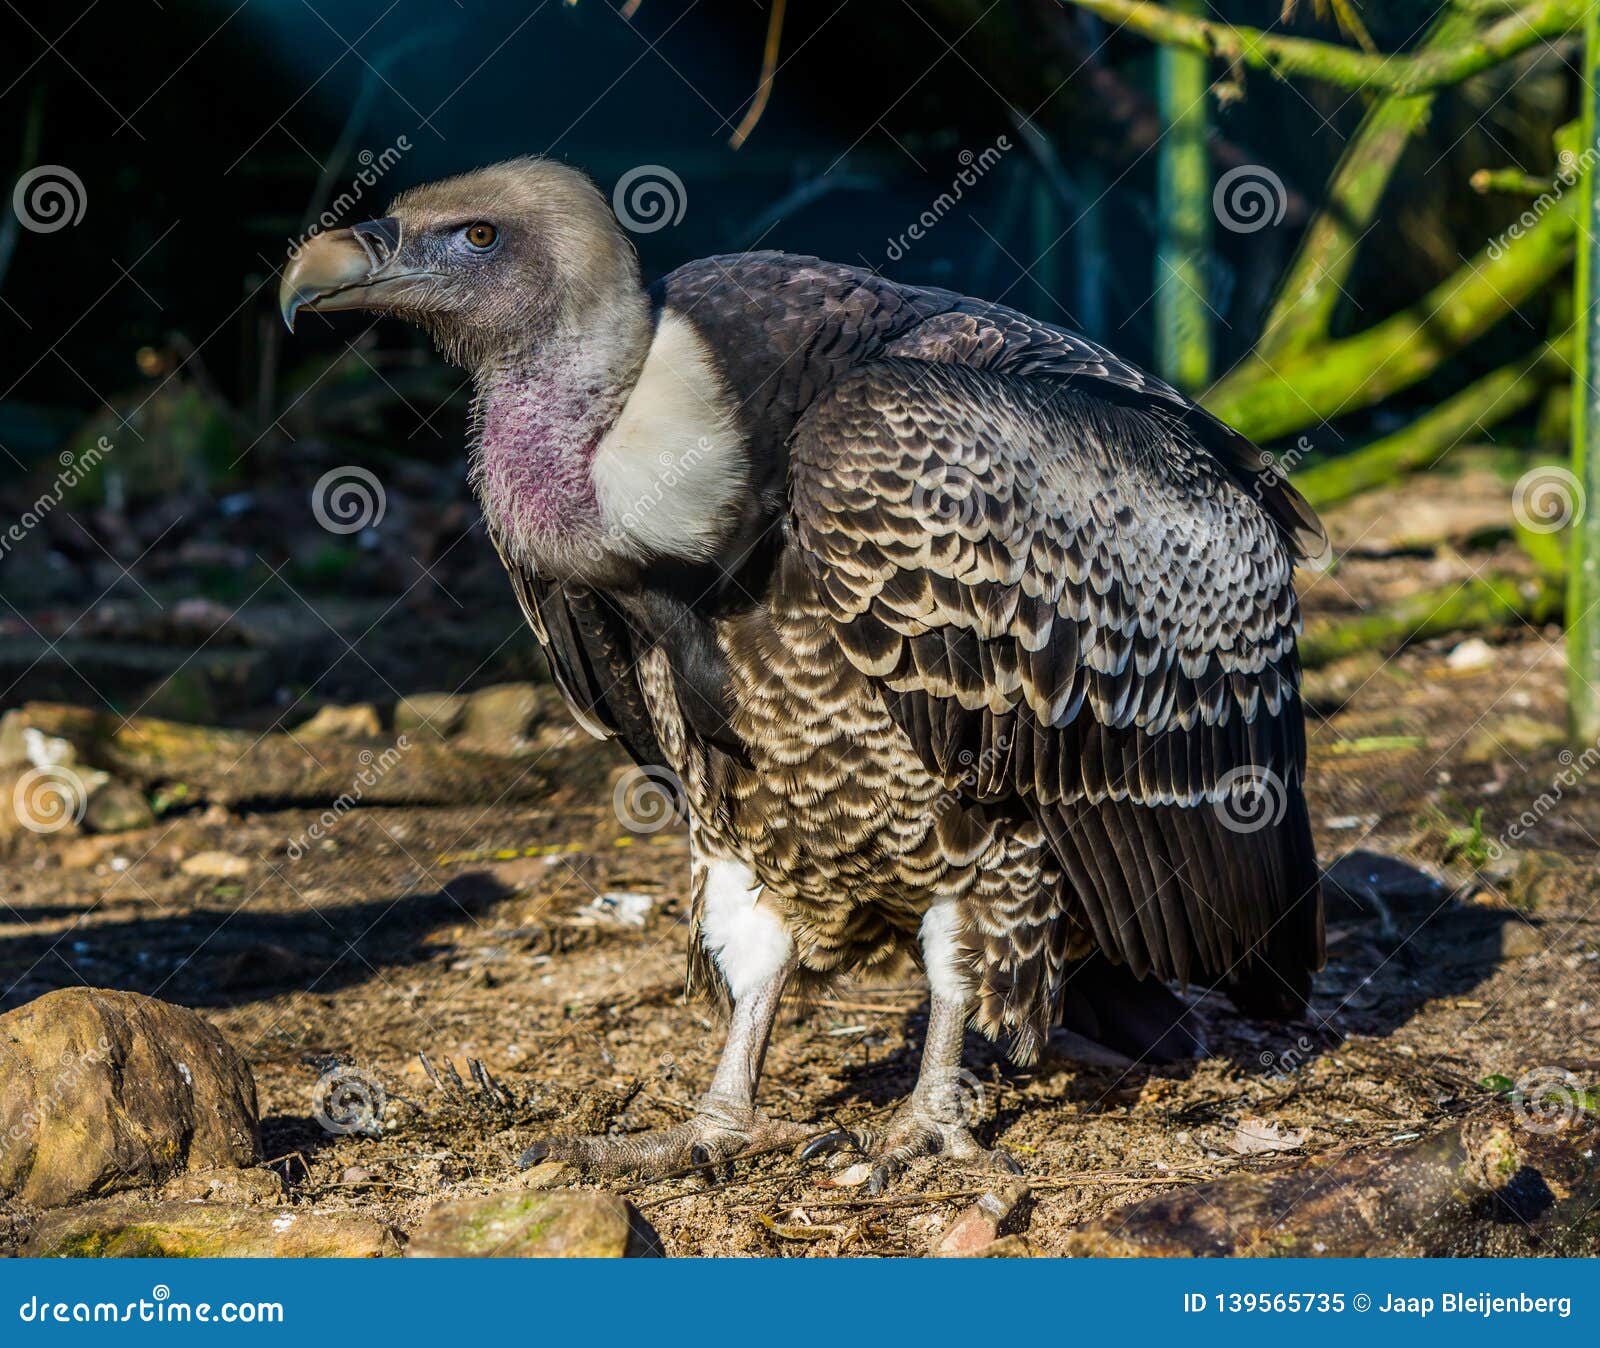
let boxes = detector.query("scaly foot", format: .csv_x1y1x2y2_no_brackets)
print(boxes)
802,1096,1021,1194
518,1092,815,1178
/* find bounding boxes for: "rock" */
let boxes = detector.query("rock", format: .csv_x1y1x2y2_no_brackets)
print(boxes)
22,1198,400,1257
161,1166,283,1204
1228,1118,1307,1155
58,835,126,870
965,1233,1041,1257
82,780,156,834
406,1188,661,1258
0,709,31,770
517,1160,579,1191
1507,850,1581,912
1322,850,1446,937
341,1166,377,1185
181,850,252,879
588,891,653,927
1057,1103,1600,1257
0,988,260,1208
296,703,382,740
457,684,540,751
0,722,103,838
1499,919,1546,959
394,692,467,743
1446,637,1495,671
934,1183,1030,1257
1462,714,1565,765
170,597,243,644
0,768,78,838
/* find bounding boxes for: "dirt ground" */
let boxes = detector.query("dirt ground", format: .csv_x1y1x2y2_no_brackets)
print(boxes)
1,463,1597,1257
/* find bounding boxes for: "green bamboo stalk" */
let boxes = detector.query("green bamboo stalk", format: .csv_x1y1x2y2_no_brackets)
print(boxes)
1052,0,1584,97
1206,189,1579,442
1154,0,1213,390
1567,5,1600,743
1291,337,1569,509
1256,6,1481,358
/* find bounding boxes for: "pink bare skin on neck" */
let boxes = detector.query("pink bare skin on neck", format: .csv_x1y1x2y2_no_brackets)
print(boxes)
473,343,631,553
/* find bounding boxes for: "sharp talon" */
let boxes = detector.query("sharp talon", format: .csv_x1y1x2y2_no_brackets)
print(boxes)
799,1130,854,1162
689,1142,714,1170
469,1058,502,1100
419,1052,443,1091
480,1061,509,1103
443,1058,467,1092
518,1141,550,1168
995,1149,1024,1175
867,1164,891,1196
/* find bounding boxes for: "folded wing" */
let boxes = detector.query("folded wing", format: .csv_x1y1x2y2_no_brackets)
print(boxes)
789,358,1323,1026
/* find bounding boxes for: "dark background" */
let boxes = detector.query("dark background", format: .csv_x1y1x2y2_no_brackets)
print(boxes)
0,0,1575,717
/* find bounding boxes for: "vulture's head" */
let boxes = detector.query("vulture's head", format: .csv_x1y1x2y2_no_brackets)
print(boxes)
279,158,646,370
281,159,746,583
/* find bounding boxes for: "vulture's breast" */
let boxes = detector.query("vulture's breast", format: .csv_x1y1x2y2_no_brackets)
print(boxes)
638,549,1029,973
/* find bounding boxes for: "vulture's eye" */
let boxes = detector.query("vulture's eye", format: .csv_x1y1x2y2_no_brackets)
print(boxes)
463,222,499,251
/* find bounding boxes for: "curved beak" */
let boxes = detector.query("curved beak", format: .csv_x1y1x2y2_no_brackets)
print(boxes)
278,217,407,330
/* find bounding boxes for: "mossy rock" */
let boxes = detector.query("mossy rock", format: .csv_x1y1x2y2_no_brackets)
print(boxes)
406,1189,661,1258
24,1199,400,1257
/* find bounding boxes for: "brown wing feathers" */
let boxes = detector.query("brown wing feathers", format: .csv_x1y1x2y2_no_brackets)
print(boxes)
791,358,1323,1017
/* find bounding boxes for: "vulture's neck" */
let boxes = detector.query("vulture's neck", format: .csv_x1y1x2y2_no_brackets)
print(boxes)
471,320,644,575
472,310,747,582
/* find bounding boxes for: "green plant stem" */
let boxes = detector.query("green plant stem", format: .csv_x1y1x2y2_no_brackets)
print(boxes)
1568,4,1600,742
1051,0,1585,96
1154,0,1213,389
1292,338,1569,509
1301,571,1563,668
1207,190,1579,442
1257,6,1482,358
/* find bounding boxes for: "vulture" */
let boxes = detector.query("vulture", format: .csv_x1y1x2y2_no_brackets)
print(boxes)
281,158,1326,1188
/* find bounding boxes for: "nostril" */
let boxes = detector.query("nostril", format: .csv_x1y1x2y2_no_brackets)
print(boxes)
350,216,401,269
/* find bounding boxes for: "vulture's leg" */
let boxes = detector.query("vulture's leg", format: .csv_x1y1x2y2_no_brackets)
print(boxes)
519,859,813,1178
802,902,1020,1194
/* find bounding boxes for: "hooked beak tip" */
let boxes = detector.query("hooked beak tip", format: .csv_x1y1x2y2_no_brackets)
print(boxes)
277,218,402,334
